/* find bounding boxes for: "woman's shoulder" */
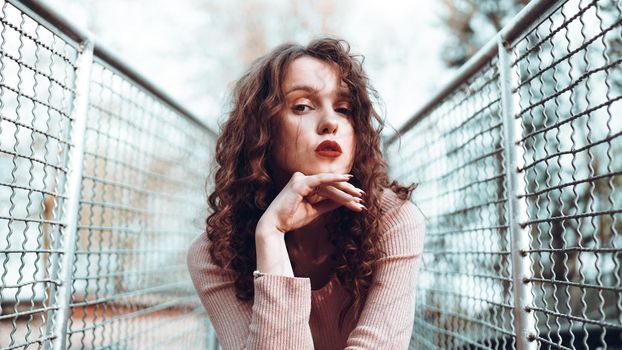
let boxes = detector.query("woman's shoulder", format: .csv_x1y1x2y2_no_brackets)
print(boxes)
377,188,426,255
379,188,424,221
187,232,234,284
187,232,211,276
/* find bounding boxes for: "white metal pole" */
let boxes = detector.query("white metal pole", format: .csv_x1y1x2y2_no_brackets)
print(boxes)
51,36,94,350
497,36,537,350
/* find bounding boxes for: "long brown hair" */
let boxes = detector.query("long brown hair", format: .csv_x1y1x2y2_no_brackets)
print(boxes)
205,37,415,330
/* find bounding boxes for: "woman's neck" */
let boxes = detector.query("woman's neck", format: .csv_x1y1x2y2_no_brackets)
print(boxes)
285,215,332,261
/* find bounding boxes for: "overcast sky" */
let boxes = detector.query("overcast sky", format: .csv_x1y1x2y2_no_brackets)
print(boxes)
43,0,455,134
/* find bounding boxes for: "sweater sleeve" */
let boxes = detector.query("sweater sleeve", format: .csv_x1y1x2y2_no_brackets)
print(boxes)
186,234,314,350
345,199,426,350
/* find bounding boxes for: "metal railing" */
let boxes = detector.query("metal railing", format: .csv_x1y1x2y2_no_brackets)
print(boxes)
385,0,622,349
0,0,217,349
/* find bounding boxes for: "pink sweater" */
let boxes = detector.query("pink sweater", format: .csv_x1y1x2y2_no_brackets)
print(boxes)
187,189,426,350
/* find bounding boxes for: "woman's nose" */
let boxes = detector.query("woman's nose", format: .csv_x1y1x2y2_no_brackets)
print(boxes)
317,108,339,135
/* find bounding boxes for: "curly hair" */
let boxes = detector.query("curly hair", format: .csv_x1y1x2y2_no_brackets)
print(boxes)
205,37,415,331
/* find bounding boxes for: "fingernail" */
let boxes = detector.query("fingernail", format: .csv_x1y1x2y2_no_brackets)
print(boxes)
358,203,367,211
345,174,354,179
359,190,366,196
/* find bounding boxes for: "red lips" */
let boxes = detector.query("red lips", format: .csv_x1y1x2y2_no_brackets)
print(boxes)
315,140,342,157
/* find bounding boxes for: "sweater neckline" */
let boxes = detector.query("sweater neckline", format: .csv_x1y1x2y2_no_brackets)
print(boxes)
311,272,338,294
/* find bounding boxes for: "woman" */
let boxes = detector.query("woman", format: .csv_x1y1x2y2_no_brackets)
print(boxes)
187,37,425,350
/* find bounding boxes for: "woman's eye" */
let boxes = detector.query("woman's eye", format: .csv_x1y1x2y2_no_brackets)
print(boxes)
293,104,312,113
336,107,352,116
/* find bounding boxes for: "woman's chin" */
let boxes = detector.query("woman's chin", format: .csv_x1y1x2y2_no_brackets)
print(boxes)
302,165,351,176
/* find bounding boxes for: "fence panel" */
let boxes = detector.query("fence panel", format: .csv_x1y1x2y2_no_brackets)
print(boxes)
386,0,622,349
0,0,217,348
387,56,517,349
512,0,622,348
0,1,79,347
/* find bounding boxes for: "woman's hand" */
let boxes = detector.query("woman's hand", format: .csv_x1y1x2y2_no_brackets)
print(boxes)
257,172,366,235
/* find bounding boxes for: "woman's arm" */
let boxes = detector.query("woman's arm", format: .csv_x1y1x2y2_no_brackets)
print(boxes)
188,172,365,349
345,199,426,349
187,234,314,349
255,225,295,277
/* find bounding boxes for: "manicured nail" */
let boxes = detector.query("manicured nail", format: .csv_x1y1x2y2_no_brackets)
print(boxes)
359,190,366,196
358,203,367,211
345,174,354,179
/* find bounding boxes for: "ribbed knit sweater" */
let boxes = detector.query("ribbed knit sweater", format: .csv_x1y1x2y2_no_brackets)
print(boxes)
187,189,426,350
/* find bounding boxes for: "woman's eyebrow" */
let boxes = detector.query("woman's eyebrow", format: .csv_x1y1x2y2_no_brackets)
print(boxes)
285,85,352,99
285,85,317,96
337,90,353,100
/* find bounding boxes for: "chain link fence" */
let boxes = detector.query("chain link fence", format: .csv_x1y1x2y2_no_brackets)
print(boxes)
385,0,622,349
0,0,217,348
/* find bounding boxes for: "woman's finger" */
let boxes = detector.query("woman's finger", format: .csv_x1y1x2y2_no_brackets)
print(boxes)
305,192,325,205
322,181,365,198
317,185,365,212
305,182,364,206
297,173,365,212
304,173,352,192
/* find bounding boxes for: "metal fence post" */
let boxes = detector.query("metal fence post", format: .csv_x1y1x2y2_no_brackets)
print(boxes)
497,36,537,350
51,36,94,350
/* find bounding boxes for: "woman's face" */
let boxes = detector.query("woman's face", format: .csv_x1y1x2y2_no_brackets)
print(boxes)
270,56,356,179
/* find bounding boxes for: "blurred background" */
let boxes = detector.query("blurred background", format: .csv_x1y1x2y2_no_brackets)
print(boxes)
41,0,528,133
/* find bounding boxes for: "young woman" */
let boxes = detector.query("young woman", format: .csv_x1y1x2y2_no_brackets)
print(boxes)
187,37,425,350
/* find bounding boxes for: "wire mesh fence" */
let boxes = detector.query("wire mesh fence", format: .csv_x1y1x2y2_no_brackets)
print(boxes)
513,0,622,347
3,0,621,349
0,0,217,348
0,2,78,348
385,0,622,349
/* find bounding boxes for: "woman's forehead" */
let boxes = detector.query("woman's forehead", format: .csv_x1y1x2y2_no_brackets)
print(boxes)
283,56,349,95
